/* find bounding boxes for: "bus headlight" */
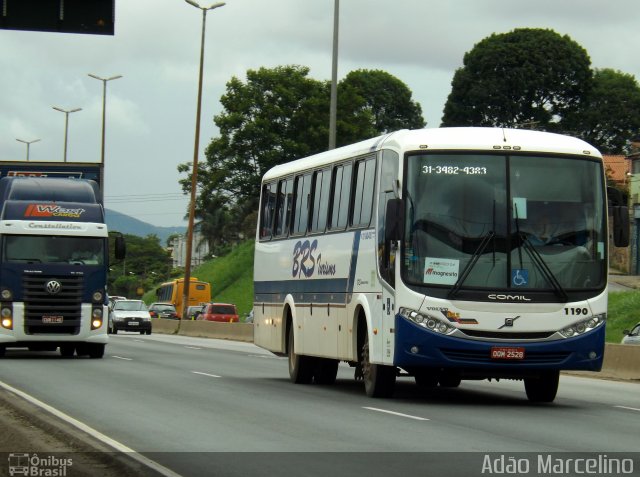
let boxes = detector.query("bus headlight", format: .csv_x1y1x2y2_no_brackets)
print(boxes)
399,307,455,335
559,313,605,338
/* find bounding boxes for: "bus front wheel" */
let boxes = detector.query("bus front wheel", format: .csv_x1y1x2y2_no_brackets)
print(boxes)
288,326,315,384
361,334,396,398
524,370,559,403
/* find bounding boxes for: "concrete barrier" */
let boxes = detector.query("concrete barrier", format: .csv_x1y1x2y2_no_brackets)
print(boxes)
150,318,179,335
176,320,254,342
601,343,640,380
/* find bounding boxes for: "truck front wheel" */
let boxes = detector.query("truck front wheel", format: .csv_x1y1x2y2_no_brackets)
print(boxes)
88,343,105,359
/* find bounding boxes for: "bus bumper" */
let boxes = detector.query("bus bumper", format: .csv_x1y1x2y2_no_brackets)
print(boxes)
393,315,604,374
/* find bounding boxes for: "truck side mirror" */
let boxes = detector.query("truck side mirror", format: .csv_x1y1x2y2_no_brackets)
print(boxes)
114,236,126,260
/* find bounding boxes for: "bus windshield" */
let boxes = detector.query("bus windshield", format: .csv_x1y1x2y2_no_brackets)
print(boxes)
402,153,607,293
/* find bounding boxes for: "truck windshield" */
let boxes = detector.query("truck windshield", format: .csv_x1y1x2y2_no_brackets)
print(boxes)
402,153,607,293
1,235,105,265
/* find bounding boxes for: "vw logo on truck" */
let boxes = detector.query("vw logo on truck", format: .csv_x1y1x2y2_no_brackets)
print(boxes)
45,280,62,295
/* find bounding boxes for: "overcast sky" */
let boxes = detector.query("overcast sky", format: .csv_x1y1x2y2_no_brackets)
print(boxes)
1,0,639,227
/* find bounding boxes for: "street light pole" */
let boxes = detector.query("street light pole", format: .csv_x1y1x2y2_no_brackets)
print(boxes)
328,0,339,150
88,74,122,165
15,138,41,161
52,106,82,162
182,0,225,320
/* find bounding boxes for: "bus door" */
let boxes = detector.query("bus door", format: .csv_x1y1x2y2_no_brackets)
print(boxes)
378,149,400,365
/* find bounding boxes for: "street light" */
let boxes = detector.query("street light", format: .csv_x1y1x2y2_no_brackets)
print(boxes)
328,0,339,150
88,74,122,166
52,106,82,162
15,138,41,161
182,0,226,321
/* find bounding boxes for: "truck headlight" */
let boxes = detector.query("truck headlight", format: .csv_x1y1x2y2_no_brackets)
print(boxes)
92,290,104,303
398,307,455,335
1,306,12,329
559,313,605,338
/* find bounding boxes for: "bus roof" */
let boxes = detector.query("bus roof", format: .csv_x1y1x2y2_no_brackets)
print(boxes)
262,127,602,181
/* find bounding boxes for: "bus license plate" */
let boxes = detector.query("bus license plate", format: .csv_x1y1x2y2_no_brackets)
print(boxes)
42,316,63,323
491,347,525,360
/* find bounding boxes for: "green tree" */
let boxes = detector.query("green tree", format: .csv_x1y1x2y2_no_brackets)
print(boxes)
563,69,640,154
441,28,592,129
108,233,172,297
339,69,425,135
179,65,426,246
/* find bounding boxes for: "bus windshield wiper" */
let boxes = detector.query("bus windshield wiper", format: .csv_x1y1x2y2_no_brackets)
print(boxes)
519,234,568,302
447,231,495,299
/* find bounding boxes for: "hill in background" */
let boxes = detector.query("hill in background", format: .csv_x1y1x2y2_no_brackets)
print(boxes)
105,208,185,244
142,240,254,319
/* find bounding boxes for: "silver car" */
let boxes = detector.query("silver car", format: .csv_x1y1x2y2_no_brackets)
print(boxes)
621,322,640,345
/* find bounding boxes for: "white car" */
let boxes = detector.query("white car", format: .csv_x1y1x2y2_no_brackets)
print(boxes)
621,322,640,345
108,300,152,335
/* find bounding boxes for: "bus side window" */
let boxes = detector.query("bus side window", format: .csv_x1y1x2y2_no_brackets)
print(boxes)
274,178,294,238
329,163,352,230
310,168,331,233
351,156,376,228
259,182,277,240
292,173,313,235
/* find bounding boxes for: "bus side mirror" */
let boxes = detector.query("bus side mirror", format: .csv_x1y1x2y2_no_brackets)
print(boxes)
612,206,630,247
385,198,404,242
114,236,126,260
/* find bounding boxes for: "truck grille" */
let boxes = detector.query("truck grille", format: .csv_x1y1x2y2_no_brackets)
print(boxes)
23,274,83,335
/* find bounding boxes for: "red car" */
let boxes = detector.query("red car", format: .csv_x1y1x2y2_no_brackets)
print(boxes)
198,303,239,323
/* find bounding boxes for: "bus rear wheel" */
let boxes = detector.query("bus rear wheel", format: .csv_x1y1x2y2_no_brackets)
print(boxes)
314,359,339,385
524,370,559,403
362,334,396,398
288,326,315,384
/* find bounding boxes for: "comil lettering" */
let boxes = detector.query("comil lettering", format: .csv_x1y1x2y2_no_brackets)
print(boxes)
488,294,532,302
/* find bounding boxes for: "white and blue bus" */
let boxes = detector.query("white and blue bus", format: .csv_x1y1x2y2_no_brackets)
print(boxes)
253,128,629,402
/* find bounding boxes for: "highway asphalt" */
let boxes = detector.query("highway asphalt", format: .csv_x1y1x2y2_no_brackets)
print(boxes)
1,333,639,477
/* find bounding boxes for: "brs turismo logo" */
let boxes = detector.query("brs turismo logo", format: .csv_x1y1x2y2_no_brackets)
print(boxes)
24,204,85,219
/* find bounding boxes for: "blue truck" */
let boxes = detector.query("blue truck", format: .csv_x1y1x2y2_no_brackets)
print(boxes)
0,161,124,358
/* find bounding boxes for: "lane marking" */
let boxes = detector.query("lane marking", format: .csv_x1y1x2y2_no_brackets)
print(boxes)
112,356,133,361
363,407,430,421
615,405,640,413
133,339,145,343
0,380,181,477
184,346,202,350
191,371,222,378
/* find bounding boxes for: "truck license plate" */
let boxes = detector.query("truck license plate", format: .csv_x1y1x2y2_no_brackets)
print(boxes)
42,316,63,323
490,347,525,360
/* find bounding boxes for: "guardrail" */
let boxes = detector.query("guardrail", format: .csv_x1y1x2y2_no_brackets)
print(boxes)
150,320,640,380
